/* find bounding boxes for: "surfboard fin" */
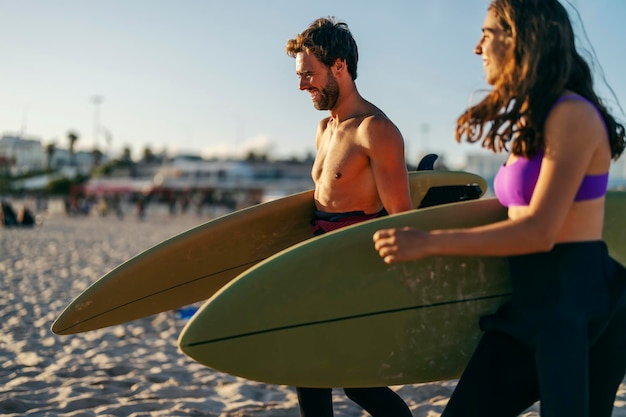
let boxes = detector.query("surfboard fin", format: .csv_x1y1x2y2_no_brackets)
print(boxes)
414,154,483,207
416,153,439,171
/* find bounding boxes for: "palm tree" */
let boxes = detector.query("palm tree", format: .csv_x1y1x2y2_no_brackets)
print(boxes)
67,131,79,166
92,147,103,167
122,146,132,164
45,142,56,170
142,146,155,163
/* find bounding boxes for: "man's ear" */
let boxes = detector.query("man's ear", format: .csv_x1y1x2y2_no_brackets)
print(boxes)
333,58,345,74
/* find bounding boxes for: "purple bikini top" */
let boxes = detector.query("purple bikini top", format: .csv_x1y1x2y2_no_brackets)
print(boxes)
493,95,609,208
493,151,608,207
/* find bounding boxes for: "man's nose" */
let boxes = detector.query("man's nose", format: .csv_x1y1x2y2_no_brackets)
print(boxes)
299,77,309,91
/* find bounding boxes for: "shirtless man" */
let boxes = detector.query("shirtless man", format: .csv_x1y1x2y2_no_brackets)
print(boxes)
285,16,413,417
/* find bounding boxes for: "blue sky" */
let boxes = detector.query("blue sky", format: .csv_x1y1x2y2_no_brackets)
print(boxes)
1,0,624,167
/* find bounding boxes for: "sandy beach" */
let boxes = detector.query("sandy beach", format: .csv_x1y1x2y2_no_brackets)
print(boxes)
1,204,625,417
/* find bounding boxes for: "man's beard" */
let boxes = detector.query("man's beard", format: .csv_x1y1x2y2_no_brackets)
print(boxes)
313,69,340,111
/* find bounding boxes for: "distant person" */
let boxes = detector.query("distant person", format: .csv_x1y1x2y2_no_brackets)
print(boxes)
286,16,413,417
373,1,626,416
1,199,19,226
136,196,146,221
17,206,36,227
0,200,36,227
113,194,124,220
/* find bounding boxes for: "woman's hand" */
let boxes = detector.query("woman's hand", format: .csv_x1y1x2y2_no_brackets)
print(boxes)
373,227,431,264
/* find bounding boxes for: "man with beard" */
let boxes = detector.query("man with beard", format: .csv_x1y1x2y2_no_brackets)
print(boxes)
285,17,413,417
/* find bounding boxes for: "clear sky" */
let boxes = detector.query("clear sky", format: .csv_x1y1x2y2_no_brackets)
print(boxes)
1,0,624,167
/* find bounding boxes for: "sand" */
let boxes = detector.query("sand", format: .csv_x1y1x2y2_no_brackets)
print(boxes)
1,204,625,417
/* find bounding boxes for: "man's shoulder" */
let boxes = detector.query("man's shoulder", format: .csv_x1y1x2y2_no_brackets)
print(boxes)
358,100,389,123
357,112,399,134
352,113,403,150
360,112,391,124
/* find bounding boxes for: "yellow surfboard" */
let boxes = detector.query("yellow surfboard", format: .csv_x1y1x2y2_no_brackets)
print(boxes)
52,170,487,335
178,191,626,387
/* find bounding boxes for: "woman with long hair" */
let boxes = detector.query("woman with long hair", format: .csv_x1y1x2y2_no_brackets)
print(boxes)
373,1,626,415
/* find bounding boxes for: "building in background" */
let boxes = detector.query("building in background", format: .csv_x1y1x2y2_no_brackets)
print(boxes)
0,135,46,175
3,132,626,199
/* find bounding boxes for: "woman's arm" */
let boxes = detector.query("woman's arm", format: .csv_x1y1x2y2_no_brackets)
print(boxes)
374,98,608,263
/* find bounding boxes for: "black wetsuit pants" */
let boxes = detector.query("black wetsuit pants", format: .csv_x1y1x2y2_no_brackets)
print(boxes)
443,242,626,417
441,308,626,417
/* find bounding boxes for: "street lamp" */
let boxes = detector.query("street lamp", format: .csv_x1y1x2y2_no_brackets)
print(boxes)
91,95,104,149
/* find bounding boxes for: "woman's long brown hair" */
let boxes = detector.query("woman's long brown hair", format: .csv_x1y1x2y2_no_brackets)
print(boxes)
456,0,625,160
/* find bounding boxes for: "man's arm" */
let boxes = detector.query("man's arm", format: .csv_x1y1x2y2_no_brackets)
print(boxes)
362,116,413,214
